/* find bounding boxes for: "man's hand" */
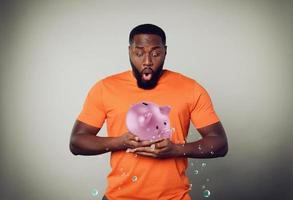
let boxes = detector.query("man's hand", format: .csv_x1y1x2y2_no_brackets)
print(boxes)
117,132,160,151
128,138,180,159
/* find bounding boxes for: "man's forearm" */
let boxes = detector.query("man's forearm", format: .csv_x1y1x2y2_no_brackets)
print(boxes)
176,136,228,158
70,134,123,156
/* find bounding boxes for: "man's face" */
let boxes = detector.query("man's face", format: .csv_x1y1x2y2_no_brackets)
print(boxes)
129,34,167,89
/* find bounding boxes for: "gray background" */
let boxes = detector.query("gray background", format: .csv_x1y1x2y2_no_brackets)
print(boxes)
1,0,292,200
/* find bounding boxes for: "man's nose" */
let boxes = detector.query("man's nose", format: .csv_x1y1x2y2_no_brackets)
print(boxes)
143,54,153,66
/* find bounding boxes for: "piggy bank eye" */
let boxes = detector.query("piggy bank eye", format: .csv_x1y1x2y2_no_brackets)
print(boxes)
142,102,148,106
164,122,167,125
156,126,159,129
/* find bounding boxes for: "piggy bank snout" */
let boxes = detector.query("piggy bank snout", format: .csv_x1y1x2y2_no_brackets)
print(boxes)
160,128,171,135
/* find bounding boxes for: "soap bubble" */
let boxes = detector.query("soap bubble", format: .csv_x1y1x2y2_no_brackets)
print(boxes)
210,151,214,155
132,176,138,182
206,178,210,182
202,189,211,198
194,170,199,175
202,185,206,189
190,162,194,166
91,188,99,197
201,163,206,168
189,183,193,190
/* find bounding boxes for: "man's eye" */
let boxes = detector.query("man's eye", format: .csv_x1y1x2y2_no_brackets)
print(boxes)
136,52,143,57
152,52,160,57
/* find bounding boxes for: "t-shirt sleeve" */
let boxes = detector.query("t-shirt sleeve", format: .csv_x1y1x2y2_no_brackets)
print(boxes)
190,83,220,129
77,80,106,128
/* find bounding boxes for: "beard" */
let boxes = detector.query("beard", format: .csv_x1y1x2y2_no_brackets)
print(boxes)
130,59,164,90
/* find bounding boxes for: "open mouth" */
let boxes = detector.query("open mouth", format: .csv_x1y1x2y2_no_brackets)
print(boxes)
142,73,152,81
141,68,153,81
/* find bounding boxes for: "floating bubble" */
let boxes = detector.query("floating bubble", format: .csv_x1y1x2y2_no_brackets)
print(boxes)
201,163,206,168
206,178,210,182
210,151,214,155
211,145,214,149
203,189,211,198
194,170,199,175
91,188,99,197
202,185,206,189
183,153,186,156
132,176,138,182
189,183,193,190
190,162,194,166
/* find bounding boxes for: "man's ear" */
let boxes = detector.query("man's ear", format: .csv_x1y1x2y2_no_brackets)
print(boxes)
128,45,131,56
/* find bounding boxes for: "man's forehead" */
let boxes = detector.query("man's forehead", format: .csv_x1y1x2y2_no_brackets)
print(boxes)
132,34,164,46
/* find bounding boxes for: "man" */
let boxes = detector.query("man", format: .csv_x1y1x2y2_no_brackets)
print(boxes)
70,24,228,200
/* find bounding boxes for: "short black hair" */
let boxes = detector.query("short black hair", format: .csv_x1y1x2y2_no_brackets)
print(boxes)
129,24,166,45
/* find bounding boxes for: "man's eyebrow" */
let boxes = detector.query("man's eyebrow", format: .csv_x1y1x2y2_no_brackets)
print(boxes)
134,46,162,50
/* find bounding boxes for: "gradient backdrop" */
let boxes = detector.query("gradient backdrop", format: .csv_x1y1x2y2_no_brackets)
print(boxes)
0,0,292,200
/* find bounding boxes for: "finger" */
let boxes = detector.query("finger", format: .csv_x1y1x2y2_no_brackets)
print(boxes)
154,140,169,149
135,152,157,157
129,140,142,148
126,148,136,153
140,140,155,146
140,138,164,146
134,136,140,141
153,138,165,143
132,146,156,153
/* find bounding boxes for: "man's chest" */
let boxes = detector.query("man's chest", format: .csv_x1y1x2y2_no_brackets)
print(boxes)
103,86,191,123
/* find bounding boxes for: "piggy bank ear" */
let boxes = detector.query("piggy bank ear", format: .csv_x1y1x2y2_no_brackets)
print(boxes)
138,112,152,126
159,106,171,115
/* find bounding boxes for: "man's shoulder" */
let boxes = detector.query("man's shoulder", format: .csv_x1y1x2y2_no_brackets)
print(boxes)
97,70,131,85
165,69,200,86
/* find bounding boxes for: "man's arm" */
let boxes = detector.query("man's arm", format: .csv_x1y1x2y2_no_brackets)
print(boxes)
176,121,228,158
69,120,156,156
131,121,228,159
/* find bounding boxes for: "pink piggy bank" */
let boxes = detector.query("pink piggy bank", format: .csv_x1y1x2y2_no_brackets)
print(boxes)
126,102,172,141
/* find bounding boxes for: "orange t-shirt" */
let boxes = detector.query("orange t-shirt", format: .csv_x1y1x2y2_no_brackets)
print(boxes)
77,69,220,200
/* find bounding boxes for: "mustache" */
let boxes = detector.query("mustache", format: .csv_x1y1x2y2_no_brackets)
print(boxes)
141,67,154,74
